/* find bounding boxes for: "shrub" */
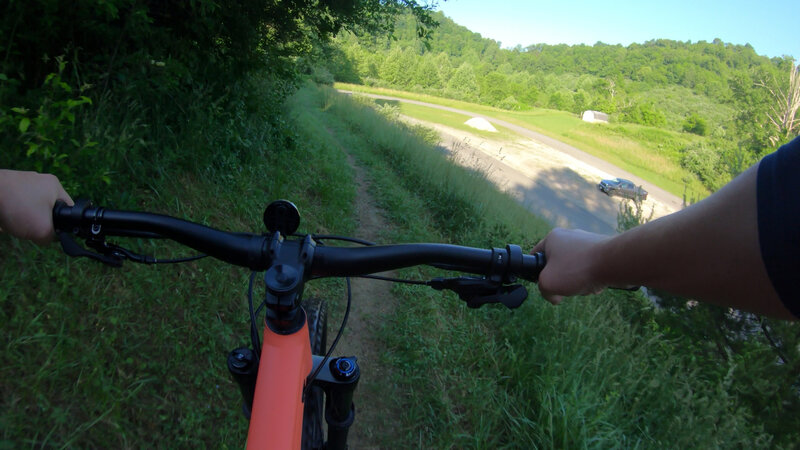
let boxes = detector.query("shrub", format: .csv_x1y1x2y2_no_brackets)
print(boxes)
1,59,101,194
622,102,666,127
682,112,708,135
616,196,654,232
497,95,522,110
681,142,729,191
312,66,335,85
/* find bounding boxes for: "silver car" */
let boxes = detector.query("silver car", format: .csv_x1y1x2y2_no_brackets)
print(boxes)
598,178,648,201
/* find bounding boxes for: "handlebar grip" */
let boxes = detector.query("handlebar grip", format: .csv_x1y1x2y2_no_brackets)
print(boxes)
53,199,85,231
521,251,546,282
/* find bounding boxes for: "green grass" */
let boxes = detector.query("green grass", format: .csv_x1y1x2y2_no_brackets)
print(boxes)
337,82,710,200
1,80,782,448
374,99,518,141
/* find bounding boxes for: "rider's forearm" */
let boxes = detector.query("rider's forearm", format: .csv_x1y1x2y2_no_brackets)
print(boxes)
591,164,794,319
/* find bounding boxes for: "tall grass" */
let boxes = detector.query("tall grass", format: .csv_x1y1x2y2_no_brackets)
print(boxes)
0,79,357,447
311,84,772,448
321,88,550,247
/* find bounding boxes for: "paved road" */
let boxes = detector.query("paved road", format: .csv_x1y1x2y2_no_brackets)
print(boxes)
339,90,684,221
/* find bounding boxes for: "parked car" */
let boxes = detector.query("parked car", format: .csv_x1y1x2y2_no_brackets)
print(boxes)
598,178,648,200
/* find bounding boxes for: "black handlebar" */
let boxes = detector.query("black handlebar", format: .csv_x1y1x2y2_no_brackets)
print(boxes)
54,200,270,269
53,200,545,282
313,244,543,282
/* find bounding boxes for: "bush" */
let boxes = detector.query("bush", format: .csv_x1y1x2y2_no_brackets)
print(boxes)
1,59,101,194
621,102,666,127
497,95,523,110
312,66,335,85
616,196,654,232
681,142,729,191
682,112,708,135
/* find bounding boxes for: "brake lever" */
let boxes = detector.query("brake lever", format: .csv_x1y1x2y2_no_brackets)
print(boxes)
57,231,124,267
428,277,528,309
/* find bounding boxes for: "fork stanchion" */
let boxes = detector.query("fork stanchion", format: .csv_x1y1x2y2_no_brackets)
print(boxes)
323,356,360,450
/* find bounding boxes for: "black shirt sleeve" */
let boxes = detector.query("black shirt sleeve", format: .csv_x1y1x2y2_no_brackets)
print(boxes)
757,135,800,318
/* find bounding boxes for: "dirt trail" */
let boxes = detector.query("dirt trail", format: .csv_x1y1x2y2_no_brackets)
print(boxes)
330,152,401,448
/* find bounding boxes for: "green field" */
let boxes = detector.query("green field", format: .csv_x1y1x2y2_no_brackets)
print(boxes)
338,82,710,200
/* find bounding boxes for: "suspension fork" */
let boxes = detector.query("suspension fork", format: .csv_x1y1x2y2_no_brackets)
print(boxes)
311,355,361,450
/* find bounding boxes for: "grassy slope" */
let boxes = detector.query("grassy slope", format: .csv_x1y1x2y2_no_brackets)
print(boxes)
1,82,770,448
337,82,710,200
313,86,767,448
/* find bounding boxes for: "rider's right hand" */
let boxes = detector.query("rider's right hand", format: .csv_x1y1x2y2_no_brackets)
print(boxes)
531,228,610,305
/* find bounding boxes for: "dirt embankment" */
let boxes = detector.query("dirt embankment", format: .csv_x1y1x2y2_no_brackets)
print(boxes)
340,89,683,233
403,116,681,234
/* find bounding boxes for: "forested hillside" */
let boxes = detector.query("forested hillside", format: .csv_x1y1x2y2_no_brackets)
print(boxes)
321,11,799,191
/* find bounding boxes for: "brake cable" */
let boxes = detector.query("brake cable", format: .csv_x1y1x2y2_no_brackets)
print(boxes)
248,272,264,358
58,229,208,266
303,277,352,401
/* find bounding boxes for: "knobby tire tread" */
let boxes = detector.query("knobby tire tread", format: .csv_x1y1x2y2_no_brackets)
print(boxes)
301,298,327,450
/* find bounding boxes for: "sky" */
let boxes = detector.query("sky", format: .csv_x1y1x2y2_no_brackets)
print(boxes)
436,0,799,60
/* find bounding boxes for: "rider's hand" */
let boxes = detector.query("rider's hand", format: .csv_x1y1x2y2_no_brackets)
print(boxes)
531,228,610,305
0,169,74,245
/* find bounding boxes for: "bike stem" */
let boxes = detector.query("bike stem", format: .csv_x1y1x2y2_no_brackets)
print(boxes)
263,232,317,334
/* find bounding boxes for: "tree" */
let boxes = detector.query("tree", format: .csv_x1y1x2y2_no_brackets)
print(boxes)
682,113,708,135
755,61,800,145
622,102,666,126
547,91,574,111
434,52,454,84
681,142,727,191
446,62,479,100
414,54,441,88
379,46,418,87
572,89,589,114
479,71,509,105
0,0,442,91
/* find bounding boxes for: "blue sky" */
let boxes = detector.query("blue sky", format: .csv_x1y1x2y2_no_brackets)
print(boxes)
436,0,799,60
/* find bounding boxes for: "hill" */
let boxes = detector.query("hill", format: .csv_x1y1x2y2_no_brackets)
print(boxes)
319,11,798,192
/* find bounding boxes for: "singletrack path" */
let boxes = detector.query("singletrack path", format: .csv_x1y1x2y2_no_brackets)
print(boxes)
325,129,401,449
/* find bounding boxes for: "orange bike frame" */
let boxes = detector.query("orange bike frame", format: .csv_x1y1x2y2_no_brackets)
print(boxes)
245,322,312,449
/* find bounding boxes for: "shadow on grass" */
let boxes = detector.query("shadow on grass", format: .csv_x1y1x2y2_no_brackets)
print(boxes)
520,166,619,234
374,99,401,108
440,136,620,234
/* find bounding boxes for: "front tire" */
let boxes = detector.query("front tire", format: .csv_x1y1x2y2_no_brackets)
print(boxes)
301,298,327,450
